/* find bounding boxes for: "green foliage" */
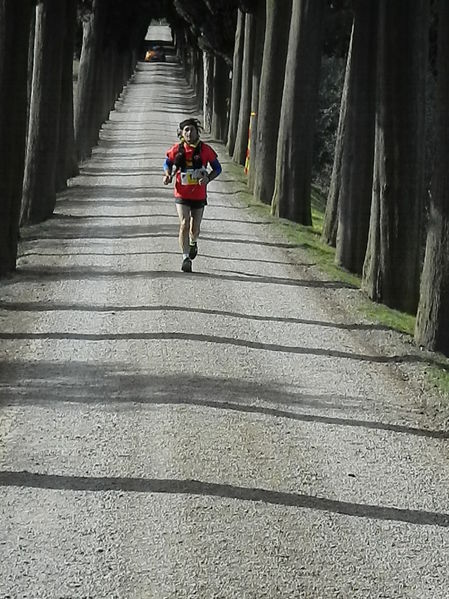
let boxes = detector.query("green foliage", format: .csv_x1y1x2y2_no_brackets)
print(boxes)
312,2,352,195
427,366,449,396
313,54,346,195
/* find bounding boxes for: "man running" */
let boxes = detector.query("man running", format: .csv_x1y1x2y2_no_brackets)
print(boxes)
163,118,222,272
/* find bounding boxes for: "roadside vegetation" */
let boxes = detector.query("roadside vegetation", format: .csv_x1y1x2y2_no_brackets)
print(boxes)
225,159,449,398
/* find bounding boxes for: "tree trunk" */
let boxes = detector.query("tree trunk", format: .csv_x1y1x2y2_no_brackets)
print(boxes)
335,0,377,274
362,0,428,313
194,48,203,111
56,0,78,192
247,0,266,192
321,21,352,248
74,0,107,162
226,9,244,156
26,6,35,143
174,25,184,63
253,0,291,205
211,55,230,142
415,0,449,354
21,0,65,225
203,51,213,133
271,0,324,224
233,12,256,165
0,0,32,275
184,45,197,91
100,44,114,119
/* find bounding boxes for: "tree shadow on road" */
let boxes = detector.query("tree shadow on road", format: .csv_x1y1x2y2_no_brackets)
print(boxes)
0,330,446,373
1,365,448,526
0,364,446,438
1,470,448,528
0,299,395,331
6,263,357,291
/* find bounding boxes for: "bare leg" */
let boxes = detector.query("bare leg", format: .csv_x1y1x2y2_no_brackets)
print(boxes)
176,204,191,254
190,207,204,243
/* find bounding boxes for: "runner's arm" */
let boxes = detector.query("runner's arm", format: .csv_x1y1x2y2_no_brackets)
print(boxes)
163,157,173,184
200,158,222,185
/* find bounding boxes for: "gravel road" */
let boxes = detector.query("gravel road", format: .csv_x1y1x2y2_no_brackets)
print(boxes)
1,36,449,598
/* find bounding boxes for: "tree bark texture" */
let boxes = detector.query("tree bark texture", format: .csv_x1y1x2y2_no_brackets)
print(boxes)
26,6,35,143
183,42,197,93
247,0,265,192
56,0,78,191
335,0,377,274
271,0,324,224
101,44,116,119
226,9,244,156
21,0,65,225
0,0,32,274
362,0,428,313
203,52,214,132
74,0,107,162
253,0,291,205
233,12,256,165
174,25,185,64
99,45,112,120
211,55,230,141
415,0,449,354
194,48,204,111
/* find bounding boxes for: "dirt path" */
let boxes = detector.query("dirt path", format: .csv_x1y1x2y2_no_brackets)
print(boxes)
1,46,449,598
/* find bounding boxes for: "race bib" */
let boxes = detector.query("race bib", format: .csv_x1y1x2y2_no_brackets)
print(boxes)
180,168,207,185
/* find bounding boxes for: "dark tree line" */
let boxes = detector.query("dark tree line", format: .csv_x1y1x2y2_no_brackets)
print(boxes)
0,0,33,274
415,0,449,353
319,0,446,352
1,0,448,356
171,0,448,356
0,0,162,270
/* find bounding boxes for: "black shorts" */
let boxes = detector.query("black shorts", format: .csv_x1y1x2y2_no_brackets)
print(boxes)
175,198,207,209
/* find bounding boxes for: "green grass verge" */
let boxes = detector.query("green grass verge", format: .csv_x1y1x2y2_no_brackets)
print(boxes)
359,300,415,336
428,367,449,396
224,159,449,397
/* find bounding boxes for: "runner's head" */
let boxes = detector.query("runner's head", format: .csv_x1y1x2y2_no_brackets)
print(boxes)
178,118,202,144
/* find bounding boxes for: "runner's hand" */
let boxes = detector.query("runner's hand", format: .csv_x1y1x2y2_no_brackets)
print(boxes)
163,174,172,185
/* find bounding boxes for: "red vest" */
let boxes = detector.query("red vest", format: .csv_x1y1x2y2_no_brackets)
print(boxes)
166,142,217,200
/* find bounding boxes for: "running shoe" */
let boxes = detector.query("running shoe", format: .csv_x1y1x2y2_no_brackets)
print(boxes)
181,257,192,272
188,242,198,260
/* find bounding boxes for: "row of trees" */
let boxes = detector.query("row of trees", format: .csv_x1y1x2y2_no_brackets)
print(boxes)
1,0,447,356
171,0,448,356
0,0,160,274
